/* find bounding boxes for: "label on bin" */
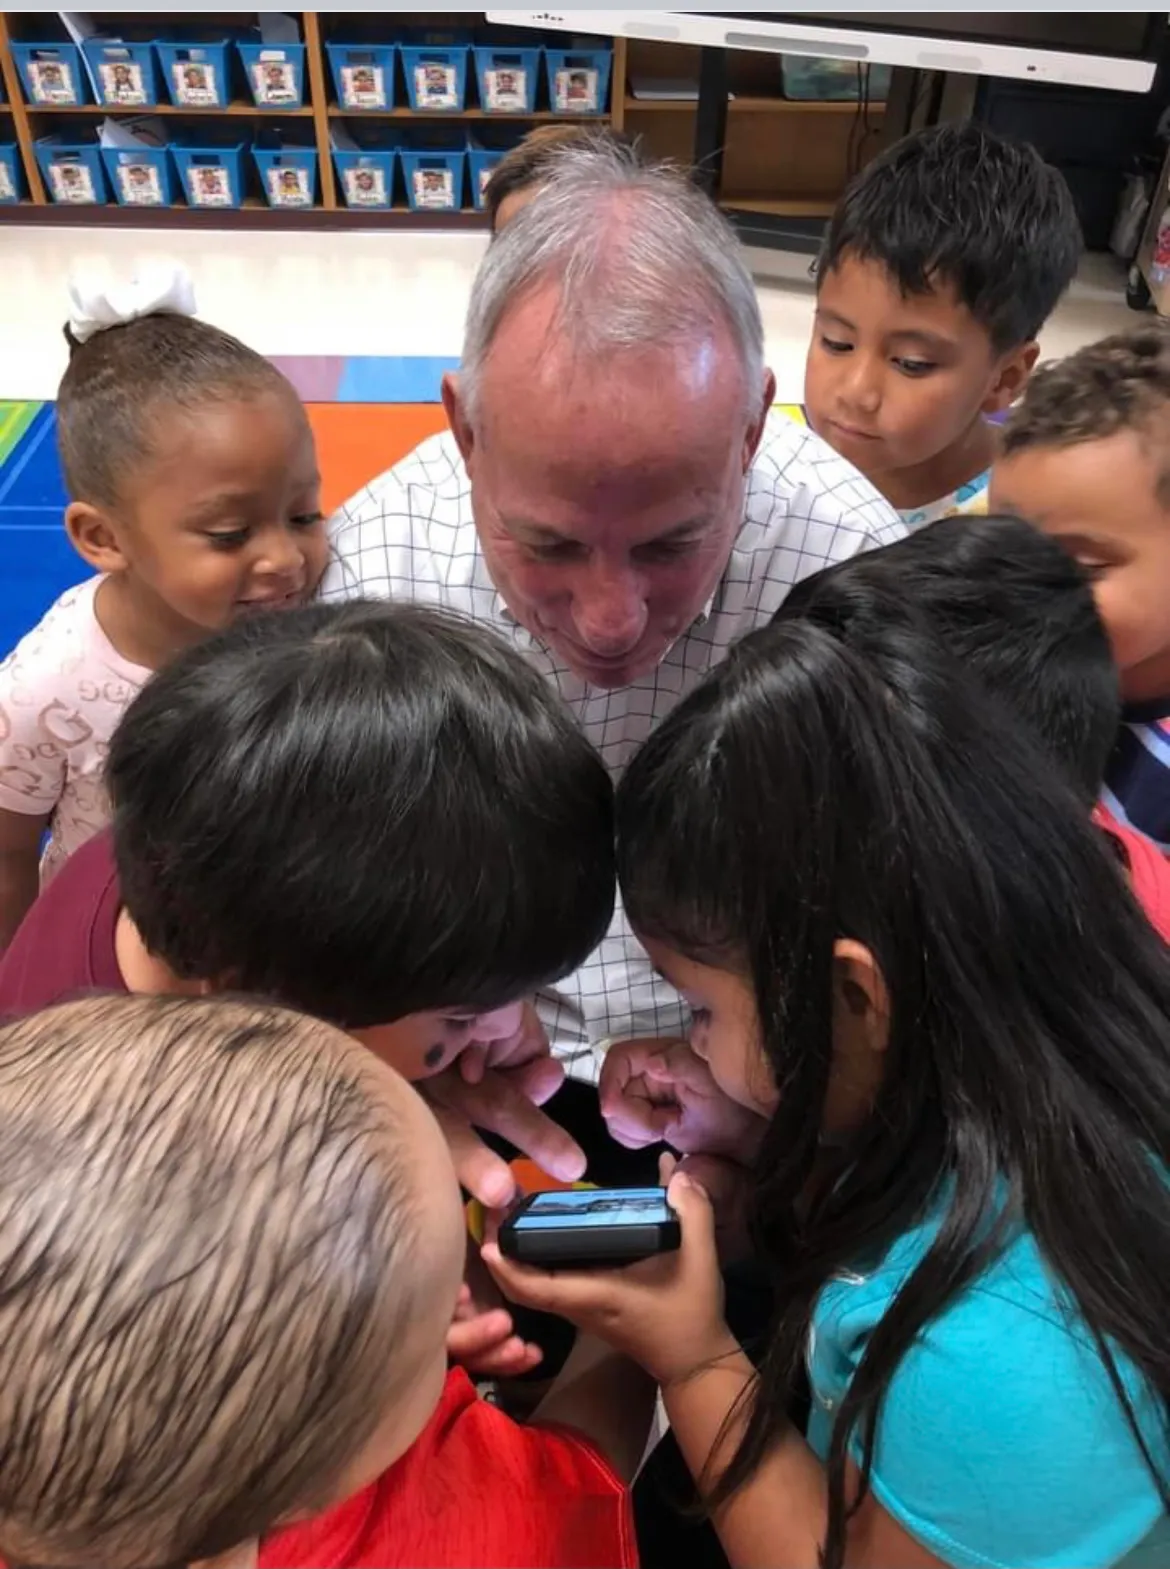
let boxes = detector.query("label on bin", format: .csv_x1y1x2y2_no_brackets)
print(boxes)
0,164,13,201
172,61,219,106
189,166,233,207
116,161,163,204
99,60,148,106
415,63,458,110
554,66,599,112
484,66,527,111
344,166,387,207
341,64,386,109
49,162,97,204
268,166,312,208
413,166,454,209
27,60,77,105
251,60,298,105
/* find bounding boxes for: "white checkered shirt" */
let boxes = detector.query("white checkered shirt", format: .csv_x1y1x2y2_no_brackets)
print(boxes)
320,414,905,1080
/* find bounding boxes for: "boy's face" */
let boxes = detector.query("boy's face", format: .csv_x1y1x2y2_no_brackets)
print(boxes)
806,252,1034,487
991,430,1170,705
353,999,526,1080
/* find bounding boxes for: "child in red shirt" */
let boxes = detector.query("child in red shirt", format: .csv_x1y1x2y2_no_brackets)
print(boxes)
0,994,646,1569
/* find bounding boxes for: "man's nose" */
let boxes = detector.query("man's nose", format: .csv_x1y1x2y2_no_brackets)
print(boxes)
573,563,648,656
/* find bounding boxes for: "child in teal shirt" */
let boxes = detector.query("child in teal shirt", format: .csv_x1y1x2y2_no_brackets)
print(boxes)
486,607,1170,1567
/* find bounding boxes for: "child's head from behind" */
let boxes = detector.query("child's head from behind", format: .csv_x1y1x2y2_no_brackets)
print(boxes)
806,123,1081,494
108,599,615,1076
992,323,1170,704
483,124,641,231
58,284,325,642
0,993,465,1569
781,513,1118,806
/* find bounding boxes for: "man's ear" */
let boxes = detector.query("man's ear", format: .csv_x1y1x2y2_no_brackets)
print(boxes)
744,368,777,471
65,501,129,575
442,372,475,468
983,341,1040,417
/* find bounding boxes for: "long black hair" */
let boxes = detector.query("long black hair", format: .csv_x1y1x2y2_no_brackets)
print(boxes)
616,614,1170,1567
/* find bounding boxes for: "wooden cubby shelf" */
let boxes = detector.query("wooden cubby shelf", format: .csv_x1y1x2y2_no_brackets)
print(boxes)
0,13,887,227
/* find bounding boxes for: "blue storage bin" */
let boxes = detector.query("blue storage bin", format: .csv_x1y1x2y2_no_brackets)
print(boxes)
333,126,398,209
399,126,466,211
12,43,87,106
0,144,21,204
544,40,611,114
155,38,234,109
82,39,160,108
35,131,107,205
473,40,540,114
400,31,470,113
326,42,397,111
253,134,317,209
102,142,174,207
467,127,523,210
237,40,305,109
170,132,247,209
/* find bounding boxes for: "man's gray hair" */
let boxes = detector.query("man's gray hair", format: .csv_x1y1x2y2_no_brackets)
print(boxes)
460,137,767,419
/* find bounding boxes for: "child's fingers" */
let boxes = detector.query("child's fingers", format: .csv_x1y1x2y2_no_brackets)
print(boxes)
658,1150,678,1185
431,1105,521,1209
667,1172,720,1274
458,1043,491,1085
446,1307,516,1362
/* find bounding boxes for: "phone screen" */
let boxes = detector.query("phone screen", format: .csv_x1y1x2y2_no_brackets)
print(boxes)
511,1187,673,1230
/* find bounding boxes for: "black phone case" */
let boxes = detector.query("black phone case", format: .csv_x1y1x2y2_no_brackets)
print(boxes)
498,1193,681,1269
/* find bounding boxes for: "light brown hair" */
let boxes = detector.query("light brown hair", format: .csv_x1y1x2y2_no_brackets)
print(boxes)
0,994,422,1569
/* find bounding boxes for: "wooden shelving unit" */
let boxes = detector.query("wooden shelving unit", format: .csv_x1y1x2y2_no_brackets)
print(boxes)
0,11,628,226
0,14,889,233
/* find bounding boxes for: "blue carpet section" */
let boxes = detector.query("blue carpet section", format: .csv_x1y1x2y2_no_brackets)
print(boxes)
0,404,88,659
337,355,460,402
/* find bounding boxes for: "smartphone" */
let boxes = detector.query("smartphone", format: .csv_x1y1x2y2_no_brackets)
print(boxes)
498,1185,680,1269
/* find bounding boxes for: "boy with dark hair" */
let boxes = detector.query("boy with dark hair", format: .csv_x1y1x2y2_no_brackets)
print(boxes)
780,513,1170,937
0,600,615,1226
0,993,648,1569
800,122,1082,527
991,322,1170,850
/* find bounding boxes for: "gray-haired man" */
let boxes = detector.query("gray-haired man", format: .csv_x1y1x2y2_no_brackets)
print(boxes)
322,140,903,1204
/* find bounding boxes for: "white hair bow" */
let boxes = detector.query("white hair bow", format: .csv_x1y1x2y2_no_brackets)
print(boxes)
67,262,197,345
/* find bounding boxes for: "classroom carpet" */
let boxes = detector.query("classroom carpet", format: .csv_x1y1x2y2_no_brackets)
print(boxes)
0,354,802,657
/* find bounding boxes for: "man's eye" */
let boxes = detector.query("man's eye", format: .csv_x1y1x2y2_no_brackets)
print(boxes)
634,539,699,565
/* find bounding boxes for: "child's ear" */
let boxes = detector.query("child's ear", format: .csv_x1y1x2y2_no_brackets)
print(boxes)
65,500,130,575
982,341,1040,416
830,938,890,1055
823,939,889,1139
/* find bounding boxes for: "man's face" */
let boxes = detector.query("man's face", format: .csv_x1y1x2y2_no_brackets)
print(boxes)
445,288,773,688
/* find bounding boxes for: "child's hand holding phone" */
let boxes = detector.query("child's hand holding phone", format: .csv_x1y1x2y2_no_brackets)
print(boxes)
483,1172,739,1391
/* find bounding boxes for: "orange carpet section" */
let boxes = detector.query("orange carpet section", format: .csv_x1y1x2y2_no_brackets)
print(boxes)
306,404,450,514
